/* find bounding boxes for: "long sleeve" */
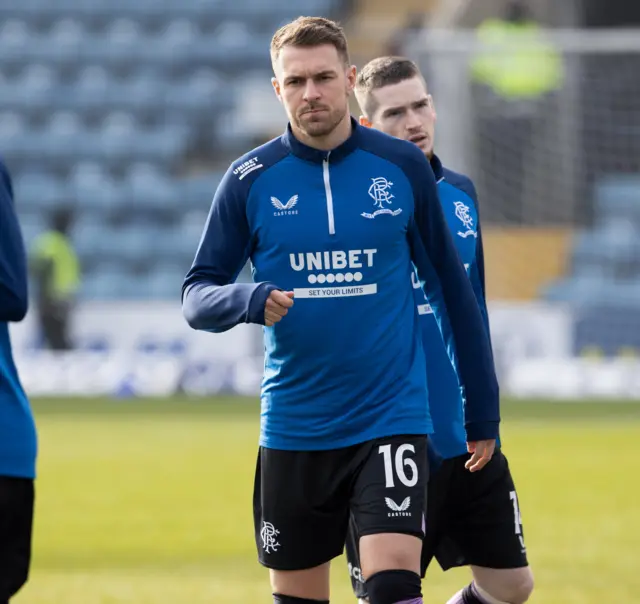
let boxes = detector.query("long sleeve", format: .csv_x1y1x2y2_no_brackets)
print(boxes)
469,218,492,342
0,160,28,322
454,175,493,343
181,166,279,333
406,152,499,442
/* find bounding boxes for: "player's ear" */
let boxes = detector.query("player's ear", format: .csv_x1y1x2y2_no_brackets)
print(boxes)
271,77,283,103
359,115,372,128
346,65,357,92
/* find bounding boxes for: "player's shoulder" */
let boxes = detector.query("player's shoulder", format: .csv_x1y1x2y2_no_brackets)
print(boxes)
223,136,291,193
357,124,430,175
442,166,478,204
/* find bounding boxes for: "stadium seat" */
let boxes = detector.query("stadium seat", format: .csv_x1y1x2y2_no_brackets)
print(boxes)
570,226,640,279
16,212,47,249
164,69,234,115
594,175,640,225
40,111,91,165
109,227,161,267
146,263,187,300
162,218,208,267
12,64,57,119
70,66,116,117
81,264,132,300
179,173,223,211
123,70,165,111
46,18,86,68
0,19,31,68
13,170,66,212
72,220,109,266
125,163,177,214
0,112,27,149
68,162,127,213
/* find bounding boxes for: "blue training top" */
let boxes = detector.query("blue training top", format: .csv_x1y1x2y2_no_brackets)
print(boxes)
0,159,38,479
414,155,498,459
182,119,499,451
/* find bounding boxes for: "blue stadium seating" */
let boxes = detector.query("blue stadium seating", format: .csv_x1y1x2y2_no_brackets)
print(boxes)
594,174,640,227
1,0,342,299
542,172,640,356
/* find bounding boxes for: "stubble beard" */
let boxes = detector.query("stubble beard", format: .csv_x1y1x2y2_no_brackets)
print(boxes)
295,104,347,139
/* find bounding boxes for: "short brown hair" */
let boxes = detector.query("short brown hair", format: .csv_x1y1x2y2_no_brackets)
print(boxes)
270,16,350,66
356,56,422,117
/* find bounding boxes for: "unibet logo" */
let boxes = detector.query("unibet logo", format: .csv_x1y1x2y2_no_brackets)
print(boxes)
233,156,263,181
290,249,377,272
290,249,377,286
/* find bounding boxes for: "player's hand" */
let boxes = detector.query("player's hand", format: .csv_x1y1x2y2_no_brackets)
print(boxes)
465,439,496,472
265,290,294,327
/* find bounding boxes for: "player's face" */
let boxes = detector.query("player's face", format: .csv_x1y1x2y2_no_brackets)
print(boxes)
362,76,437,157
272,44,356,140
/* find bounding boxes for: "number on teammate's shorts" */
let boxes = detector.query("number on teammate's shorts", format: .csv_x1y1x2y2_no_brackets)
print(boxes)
509,490,523,535
378,443,419,488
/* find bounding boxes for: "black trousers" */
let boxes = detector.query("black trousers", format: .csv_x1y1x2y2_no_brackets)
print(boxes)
0,477,34,603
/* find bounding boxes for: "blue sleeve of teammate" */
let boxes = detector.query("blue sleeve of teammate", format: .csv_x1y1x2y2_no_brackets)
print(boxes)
455,175,493,342
405,150,499,442
182,167,279,333
0,160,28,323
469,219,492,342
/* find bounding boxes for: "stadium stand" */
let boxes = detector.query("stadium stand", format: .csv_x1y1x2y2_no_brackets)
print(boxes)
0,0,343,300
542,174,640,355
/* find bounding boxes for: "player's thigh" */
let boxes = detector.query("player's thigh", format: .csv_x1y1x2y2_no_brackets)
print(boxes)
449,450,529,570
471,566,534,604
0,477,34,601
351,434,429,578
253,446,352,575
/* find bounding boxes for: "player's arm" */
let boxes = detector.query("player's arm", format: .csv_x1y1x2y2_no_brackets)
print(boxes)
406,152,499,445
469,214,492,341
181,167,281,333
0,160,28,322
460,179,492,341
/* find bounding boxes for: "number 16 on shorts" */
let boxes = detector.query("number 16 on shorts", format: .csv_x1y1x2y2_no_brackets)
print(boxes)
378,443,420,488
351,435,429,538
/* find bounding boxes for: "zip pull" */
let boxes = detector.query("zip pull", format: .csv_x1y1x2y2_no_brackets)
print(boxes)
322,152,335,235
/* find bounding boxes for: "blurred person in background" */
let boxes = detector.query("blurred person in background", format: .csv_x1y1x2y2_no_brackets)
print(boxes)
470,0,563,223
0,159,38,603
351,56,534,604
30,206,80,351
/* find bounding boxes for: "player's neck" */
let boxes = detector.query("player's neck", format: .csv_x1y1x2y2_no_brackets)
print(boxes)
292,112,353,152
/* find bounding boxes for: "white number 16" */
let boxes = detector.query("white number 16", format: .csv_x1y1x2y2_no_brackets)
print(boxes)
378,444,419,488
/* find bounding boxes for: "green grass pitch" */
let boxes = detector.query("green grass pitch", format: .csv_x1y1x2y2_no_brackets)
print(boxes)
13,397,640,603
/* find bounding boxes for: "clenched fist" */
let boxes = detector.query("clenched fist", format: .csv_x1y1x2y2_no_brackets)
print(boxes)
265,290,294,326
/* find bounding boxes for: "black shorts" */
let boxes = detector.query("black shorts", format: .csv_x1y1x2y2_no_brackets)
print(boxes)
0,476,34,602
253,434,429,571
346,449,528,598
